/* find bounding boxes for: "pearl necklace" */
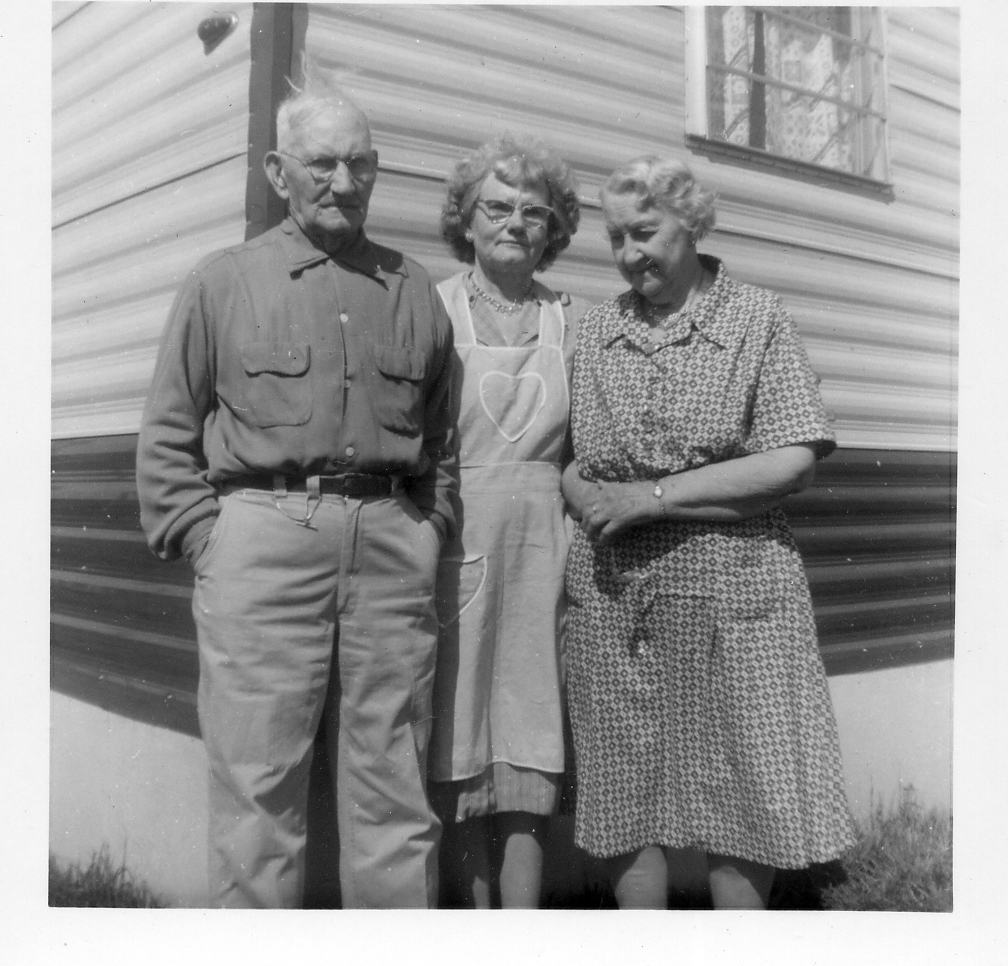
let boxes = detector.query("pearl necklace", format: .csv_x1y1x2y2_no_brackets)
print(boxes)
470,274,535,314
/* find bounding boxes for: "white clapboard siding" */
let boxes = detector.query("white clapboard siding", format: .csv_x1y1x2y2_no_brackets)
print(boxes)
51,1,253,439
48,3,957,774
51,4,958,451
302,4,959,453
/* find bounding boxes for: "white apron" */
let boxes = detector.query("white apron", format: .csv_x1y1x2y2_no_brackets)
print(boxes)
430,272,571,781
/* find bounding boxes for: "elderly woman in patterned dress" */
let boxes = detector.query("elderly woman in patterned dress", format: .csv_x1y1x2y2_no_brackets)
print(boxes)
562,156,856,909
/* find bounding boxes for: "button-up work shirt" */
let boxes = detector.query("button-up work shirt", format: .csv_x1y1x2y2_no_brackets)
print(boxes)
137,218,458,560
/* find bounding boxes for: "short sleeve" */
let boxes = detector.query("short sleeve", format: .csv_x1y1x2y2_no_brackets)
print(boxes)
560,292,593,381
745,310,836,458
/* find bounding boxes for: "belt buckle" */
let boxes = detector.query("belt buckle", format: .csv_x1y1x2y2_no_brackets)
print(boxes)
315,473,347,494
320,472,386,496
335,473,367,493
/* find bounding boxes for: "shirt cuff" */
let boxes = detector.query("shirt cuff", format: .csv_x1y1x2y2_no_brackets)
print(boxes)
181,515,218,567
422,510,448,544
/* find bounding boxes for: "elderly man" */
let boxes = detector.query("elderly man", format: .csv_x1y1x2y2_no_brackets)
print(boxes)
136,77,457,908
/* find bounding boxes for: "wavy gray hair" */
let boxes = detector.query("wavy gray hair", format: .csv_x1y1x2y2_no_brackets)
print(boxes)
600,156,716,242
440,133,581,271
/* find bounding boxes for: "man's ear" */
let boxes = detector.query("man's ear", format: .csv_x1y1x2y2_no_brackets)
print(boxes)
263,152,290,200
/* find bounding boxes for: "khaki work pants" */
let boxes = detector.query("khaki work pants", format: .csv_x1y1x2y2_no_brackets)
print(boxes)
191,486,443,908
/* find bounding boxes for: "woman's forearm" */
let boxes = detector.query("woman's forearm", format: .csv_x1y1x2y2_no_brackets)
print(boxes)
659,444,817,520
562,460,599,521
579,444,818,545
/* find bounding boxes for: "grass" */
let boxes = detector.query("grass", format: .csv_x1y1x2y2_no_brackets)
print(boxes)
49,845,163,908
49,788,950,910
770,785,952,911
812,786,952,912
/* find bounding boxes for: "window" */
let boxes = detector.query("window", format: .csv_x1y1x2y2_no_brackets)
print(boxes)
685,6,890,187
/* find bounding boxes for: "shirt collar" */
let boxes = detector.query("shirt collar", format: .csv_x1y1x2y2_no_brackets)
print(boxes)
603,256,739,352
278,217,407,282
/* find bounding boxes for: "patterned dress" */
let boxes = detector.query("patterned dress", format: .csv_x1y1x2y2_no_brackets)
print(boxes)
566,256,857,868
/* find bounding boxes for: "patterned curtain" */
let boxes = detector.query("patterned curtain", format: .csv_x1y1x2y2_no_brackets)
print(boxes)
716,7,855,172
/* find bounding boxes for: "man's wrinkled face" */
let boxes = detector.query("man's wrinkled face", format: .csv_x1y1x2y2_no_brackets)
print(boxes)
273,104,376,251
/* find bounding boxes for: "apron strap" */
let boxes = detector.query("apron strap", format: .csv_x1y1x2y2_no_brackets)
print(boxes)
530,282,567,350
436,274,477,346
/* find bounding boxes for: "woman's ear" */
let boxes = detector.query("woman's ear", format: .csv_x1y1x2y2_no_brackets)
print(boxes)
263,152,290,200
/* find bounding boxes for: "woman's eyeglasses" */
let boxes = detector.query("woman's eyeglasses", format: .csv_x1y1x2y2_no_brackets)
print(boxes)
280,151,379,184
475,199,553,228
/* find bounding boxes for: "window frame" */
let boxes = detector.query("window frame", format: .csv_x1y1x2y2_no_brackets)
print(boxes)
683,5,893,194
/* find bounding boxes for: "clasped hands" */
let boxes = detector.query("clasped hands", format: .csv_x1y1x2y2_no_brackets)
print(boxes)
569,478,661,546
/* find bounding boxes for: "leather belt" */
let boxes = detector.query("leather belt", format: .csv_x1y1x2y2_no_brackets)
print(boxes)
224,473,398,498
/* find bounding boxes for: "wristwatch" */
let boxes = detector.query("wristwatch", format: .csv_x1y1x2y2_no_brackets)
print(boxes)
653,482,667,516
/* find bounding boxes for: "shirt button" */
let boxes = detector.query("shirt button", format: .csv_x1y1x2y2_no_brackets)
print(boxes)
344,445,355,458
339,312,349,324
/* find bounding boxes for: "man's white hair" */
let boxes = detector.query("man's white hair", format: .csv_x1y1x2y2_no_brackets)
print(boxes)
275,65,369,152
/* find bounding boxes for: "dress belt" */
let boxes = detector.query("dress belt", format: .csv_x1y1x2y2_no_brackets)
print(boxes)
223,472,398,498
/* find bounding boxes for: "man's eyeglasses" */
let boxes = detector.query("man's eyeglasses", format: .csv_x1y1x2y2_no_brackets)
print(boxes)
280,150,379,184
474,199,553,229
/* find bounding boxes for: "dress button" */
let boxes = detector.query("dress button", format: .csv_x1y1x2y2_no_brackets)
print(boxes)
344,445,355,458
339,312,349,324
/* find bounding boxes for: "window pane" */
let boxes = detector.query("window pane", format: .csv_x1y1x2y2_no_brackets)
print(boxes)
705,6,886,180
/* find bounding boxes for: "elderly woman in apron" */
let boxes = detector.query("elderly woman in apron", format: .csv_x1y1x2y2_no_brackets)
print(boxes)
430,134,589,907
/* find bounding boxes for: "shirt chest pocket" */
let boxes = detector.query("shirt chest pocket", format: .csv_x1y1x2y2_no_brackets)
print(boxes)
371,344,427,436
231,341,312,428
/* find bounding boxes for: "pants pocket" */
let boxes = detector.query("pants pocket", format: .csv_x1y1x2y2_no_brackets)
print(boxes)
193,495,234,577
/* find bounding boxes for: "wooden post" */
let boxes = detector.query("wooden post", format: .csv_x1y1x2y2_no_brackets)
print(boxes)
245,3,296,240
